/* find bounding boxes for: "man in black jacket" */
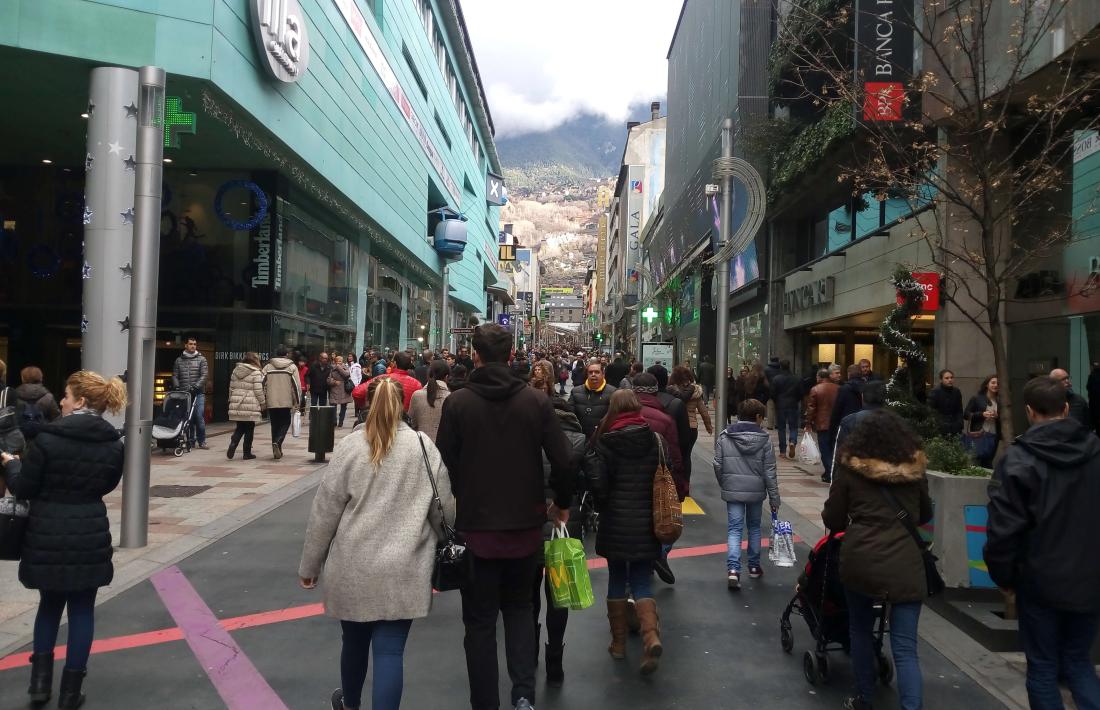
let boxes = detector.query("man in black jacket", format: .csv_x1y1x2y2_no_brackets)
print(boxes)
927,369,964,439
1050,368,1092,432
569,360,617,437
605,352,629,389
985,376,1100,709
436,324,573,710
306,352,332,407
770,360,802,459
646,364,691,473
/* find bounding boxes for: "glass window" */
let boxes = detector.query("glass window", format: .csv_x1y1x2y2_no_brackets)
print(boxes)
278,208,352,329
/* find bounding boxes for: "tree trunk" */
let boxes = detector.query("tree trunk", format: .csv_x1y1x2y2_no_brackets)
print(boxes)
987,289,1015,443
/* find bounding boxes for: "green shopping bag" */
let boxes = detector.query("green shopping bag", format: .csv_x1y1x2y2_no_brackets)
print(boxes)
544,523,594,610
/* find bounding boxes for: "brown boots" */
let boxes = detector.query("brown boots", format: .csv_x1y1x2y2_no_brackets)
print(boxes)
636,598,663,675
606,599,629,659
607,598,663,674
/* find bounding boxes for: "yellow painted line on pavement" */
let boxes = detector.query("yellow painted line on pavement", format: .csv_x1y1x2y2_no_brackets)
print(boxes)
682,496,705,515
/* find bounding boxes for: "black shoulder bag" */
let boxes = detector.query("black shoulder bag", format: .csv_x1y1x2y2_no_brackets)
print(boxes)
416,433,471,592
880,487,946,597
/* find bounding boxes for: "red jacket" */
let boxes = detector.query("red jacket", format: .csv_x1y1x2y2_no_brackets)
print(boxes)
364,372,421,411
636,392,686,498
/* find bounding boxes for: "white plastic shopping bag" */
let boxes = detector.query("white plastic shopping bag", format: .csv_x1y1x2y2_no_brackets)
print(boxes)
769,512,797,568
291,410,302,438
797,431,821,465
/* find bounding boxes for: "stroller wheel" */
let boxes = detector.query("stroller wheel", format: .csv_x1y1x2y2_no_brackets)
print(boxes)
780,624,794,654
173,447,184,457
877,653,894,685
802,651,818,685
815,652,830,683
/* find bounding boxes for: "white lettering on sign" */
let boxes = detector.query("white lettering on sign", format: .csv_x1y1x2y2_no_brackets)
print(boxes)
1074,131,1100,164
252,218,271,288
250,0,310,83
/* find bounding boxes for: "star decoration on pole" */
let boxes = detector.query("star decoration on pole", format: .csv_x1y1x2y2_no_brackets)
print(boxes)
86,101,95,117
85,153,94,171
123,154,136,172
82,207,94,225
119,263,133,279
123,102,139,119
82,261,92,280
80,315,89,333
107,141,124,156
118,316,130,332
120,207,135,225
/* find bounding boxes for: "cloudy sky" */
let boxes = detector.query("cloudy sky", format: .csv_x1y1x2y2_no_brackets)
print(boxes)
461,1,683,137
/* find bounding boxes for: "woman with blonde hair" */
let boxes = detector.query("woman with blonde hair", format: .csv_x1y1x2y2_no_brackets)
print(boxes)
0,370,126,708
299,376,455,710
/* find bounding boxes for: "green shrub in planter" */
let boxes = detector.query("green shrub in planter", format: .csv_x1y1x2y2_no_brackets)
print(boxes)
924,436,976,474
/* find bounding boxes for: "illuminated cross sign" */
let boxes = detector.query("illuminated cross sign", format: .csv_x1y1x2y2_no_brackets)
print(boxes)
642,306,658,323
164,97,196,149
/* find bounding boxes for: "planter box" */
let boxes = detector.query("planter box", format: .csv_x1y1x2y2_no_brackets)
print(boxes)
926,470,995,589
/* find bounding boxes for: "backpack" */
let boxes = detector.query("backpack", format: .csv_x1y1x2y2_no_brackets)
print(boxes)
0,389,27,455
19,398,46,433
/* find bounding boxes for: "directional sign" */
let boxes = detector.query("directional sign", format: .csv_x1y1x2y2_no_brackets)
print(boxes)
450,327,474,335
497,313,511,328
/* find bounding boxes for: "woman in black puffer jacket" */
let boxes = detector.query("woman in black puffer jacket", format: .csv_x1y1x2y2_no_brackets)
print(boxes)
584,389,666,676
0,370,126,709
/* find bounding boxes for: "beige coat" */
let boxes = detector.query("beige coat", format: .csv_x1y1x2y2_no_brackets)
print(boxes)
299,424,455,622
327,364,353,405
227,363,266,422
683,384,713,433
262,357,302,409
408,381,450,442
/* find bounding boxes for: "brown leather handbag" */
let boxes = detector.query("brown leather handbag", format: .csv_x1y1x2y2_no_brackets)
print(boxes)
652,434,683,545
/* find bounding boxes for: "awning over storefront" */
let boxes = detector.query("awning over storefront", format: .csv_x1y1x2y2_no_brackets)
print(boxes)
486,283,515,306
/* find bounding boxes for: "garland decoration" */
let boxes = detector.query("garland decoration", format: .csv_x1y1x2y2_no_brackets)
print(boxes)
214,180,268,231
880,265,938,439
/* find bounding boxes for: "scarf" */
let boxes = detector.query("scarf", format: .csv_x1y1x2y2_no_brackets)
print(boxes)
609,412,647,431
586,380,607,393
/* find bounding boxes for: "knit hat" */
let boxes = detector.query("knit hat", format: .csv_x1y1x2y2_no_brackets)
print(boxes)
633,372,658,394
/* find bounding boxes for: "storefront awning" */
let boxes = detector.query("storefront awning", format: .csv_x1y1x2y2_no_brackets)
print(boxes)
486,284,515,306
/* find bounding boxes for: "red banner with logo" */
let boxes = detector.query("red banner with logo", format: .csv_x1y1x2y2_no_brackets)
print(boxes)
897,272,940,311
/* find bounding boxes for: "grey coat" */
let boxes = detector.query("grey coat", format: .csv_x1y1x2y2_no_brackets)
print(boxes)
714,422,780,508
299,424,455,622
171,351,208,392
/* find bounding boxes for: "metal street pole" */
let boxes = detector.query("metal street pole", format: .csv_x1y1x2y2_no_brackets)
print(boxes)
440,264,450,351
121,66,166,548
714,118,734,428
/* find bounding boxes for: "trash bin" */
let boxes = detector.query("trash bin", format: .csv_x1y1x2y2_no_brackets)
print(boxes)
308,405,336,462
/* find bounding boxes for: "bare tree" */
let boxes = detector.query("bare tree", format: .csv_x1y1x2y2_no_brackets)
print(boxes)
772,0,1100,439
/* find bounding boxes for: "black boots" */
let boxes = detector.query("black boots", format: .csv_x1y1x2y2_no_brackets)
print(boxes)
28,652,52,704
58,668,86,709
545,643,564,686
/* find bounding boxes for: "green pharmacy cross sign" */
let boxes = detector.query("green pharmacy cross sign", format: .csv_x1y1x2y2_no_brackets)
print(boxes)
164,96,196,149
642,306,658,323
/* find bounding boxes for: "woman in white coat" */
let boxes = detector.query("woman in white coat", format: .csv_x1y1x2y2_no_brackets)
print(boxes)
299,377,454,710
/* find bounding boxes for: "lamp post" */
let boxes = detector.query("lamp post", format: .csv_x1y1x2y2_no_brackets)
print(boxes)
714,119,734,435
120,66,166,548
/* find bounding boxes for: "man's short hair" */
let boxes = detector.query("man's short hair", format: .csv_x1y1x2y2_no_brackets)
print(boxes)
394,351,413,370
817,369,830,381
828,363,842,373
863,381,887,406
185,336,197,344
938,369,954,379
1024,376,1068,417
847,364,862,379
586,359,604,371
738,398,766,422
646,364,669,390
780,359,791,370
472,324,512,364
275,345,289,358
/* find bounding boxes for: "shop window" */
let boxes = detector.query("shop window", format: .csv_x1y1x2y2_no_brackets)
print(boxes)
854,344,875,369
402,44,428,100
817,343,837,365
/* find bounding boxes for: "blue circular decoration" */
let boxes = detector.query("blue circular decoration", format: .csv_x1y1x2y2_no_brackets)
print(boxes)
214,180,268,231
27,245,61,279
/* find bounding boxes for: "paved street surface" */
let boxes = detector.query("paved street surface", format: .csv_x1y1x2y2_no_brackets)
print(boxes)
0,435,1009,710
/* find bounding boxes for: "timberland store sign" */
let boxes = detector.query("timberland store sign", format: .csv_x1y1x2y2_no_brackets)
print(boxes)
250,0,311,83
855,0,915,122
784,278,835,315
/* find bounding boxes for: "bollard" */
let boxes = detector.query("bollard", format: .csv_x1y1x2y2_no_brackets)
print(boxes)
308,405,336,462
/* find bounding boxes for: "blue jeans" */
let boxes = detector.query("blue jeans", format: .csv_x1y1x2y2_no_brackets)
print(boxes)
607,559,653,600
188,392,206,446
846,589,922,710
339,618,412,710
726,501,762,572
777,405,800,446
33,589,97,671
1017,593,1100,709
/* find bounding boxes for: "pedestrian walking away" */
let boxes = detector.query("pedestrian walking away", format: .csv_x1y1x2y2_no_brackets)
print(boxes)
1,370,127,709
171,337,209,449
770,360,802,460
985,376,1100,710
408,359,452,443
263,347,303,460
226,352,266,460
435,324,574,710
823,409,933,710
583,389,667,675
666,365,713,492
328,356,353,427
714,398,780,590
11,366,61,440
299,377,455,710
697,355,716,403
804,367,840,482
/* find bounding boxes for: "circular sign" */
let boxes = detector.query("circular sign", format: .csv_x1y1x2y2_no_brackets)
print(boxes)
249,0,310,83
214,180,269,231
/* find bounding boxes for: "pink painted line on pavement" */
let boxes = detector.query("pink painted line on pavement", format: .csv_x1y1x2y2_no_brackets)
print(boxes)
151,566,289,710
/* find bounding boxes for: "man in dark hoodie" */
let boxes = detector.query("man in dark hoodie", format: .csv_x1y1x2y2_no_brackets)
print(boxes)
13,366,60,439
605,352,629,389
829,381,886,482
435,324,573,710
985,376,1100,709
770,360,802,459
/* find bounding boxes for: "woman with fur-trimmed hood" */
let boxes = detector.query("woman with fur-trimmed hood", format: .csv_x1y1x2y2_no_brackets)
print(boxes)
822,408,932,710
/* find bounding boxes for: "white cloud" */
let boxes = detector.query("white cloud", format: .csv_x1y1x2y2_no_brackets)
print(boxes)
460,0,683,137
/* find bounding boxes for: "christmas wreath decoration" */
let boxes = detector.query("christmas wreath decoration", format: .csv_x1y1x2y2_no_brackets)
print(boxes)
214,180,268,231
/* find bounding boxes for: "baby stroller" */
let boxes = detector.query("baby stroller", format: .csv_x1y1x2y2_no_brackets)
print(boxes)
779,532,893,686
152,390,197,457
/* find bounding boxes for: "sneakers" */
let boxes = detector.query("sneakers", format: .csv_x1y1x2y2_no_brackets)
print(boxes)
843,697,872,710
653,554,675,584
272,442,283,460
727,571,740,590
197,442,210,450
514,698,534,710
749,565,764,579
330,688,344,710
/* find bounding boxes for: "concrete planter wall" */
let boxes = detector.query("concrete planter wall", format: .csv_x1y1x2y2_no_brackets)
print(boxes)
926,470,995,589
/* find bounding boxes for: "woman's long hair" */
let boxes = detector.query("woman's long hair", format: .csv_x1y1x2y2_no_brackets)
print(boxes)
593,389,643,439
978,375,996,398
426,360,451,408
529,359,556,396
242,352,261,368
67,370,127,415
364,377,403,466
